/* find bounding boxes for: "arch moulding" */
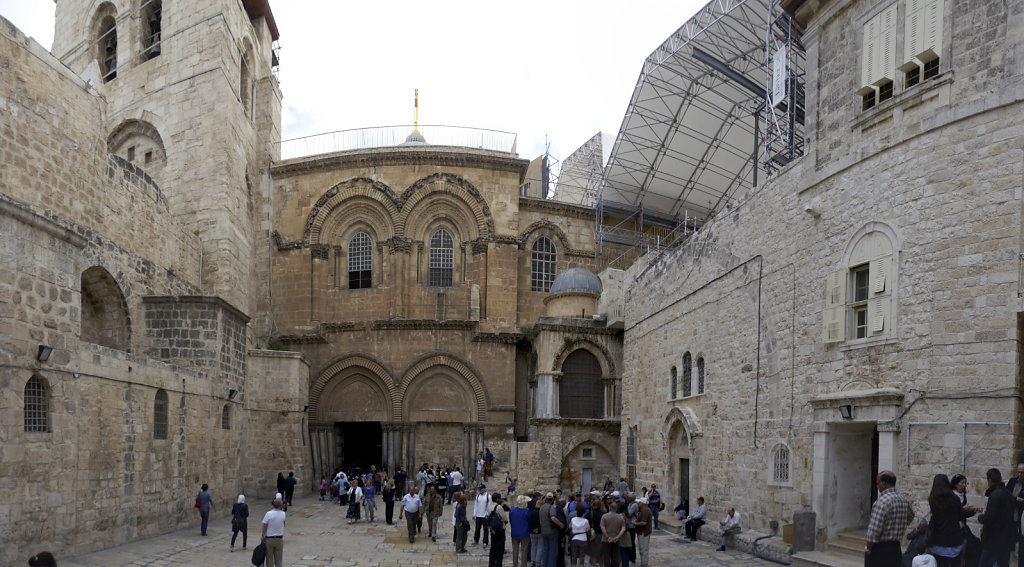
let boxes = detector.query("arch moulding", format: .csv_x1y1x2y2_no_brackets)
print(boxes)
663,406,703,443
551,338,617,378
309,354,398,422
397,173,494,239
303,177,401,245
397,353,488,421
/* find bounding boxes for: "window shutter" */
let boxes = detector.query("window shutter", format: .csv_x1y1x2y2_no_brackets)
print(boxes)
868,254,892,335
823,269,847,343
922,0,943,60
877,4,898,84
868,296,889,334
905,0,923,63
861,17,877,88
870,255,890,295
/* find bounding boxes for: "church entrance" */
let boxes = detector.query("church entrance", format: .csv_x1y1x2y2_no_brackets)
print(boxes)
827,423,878,533
337,421,383,471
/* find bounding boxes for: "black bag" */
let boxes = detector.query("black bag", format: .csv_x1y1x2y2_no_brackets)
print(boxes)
251,541,266,566
488,507,503,530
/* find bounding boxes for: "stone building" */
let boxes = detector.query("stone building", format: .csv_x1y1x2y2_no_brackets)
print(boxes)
615,0,1024,555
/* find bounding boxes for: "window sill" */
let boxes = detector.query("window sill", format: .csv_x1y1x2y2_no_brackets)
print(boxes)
851,72,954,132
767,480,794,489
668,392,705,403
839,335,898,351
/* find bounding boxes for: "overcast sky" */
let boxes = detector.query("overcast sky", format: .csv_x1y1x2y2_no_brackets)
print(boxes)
0,1,704,163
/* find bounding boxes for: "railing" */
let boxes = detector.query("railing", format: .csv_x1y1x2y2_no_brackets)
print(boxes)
278,125,518,160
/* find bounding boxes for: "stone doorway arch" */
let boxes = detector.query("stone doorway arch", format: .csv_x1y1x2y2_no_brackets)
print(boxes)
665,407,701,511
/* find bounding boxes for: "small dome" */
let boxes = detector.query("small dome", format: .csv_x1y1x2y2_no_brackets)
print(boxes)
401,129,427,145
548,268,603,297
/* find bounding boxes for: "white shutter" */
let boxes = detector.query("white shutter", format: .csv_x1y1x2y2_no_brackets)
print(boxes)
861,17,877,88
905,0,923,63
922,0,943,61
823,269,847,343
870,255,891,295
868,296,889,334
876,4,898,84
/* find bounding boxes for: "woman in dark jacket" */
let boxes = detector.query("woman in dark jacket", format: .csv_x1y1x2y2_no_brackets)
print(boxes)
927,473,965,567
382,479,397,525
950,474,981,567
230,494,249,551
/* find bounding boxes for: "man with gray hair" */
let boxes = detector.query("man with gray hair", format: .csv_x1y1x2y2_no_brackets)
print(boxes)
261,497,286,567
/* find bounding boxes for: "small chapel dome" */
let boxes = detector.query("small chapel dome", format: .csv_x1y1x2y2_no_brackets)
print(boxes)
548,267,603,297
402,129,427,145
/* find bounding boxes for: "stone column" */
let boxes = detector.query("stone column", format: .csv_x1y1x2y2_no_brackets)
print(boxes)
406,423,416,470
382,422,393,474
876,421,900,472
534,371,562,418
812,429,828,522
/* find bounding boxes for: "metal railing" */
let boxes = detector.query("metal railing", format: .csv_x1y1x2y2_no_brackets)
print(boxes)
278,125,518,160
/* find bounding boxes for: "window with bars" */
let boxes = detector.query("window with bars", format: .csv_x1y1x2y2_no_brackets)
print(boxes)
697,357,705,394
682,352,692,397
772,444,791,485
24,376,49,432
348,231,373,289
530,237,557,292
670,366,678,399
154,389,168,440
559,349,603,418
429,229,454,287
221,404,231,430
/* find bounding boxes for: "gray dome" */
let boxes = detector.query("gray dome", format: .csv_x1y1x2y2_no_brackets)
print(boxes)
401,129,427,145
548,267,603,297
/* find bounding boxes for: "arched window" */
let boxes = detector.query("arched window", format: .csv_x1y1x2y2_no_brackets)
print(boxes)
24,376,49,432
348,231,373,289
98,15,117,82
81,266,131,351
154,389,169,440
682,352,692,397
824,227,896,343
429,228,454,287
221,404,231,430
697,356,705,394
771,443,791,485
559,349,603,418
530,237,557,292
239,45,254,119
670,366,678,399
142,0,161,60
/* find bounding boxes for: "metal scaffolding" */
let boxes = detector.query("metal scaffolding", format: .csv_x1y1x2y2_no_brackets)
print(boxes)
763,1,806,173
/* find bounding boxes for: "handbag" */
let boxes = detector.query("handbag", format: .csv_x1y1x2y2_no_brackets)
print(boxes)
251,541,266,566
194,497,201,509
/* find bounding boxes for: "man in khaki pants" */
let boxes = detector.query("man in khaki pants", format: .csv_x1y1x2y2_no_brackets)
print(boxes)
261,498,286,567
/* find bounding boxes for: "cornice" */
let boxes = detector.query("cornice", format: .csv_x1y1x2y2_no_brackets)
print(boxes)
530,417,622,433
271,146,530,178
472,332,524,344
519,197,596,220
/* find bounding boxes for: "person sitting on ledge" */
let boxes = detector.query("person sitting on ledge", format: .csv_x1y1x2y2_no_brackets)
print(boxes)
717,507,741,551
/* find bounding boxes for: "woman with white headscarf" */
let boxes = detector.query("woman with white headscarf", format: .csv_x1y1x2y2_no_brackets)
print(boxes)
230,494,249,551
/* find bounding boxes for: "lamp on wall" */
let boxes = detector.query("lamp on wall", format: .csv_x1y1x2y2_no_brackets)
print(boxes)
228,389,237,400
36,345,53,362
839,404,853,420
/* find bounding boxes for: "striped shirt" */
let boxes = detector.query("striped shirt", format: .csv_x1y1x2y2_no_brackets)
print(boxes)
866,488,914,543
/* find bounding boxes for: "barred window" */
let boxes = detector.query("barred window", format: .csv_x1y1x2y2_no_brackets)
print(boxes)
682,352,692,397
559,349,603,418
429,228,454,287
221,404,231,430
154,389,168,440
697,356,705,394
24,376,49,432
772,444,791,484
348,231,373,289
670,366,678,399
530,237,557,292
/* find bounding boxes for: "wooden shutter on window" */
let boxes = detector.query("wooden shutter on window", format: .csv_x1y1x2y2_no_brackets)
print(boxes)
905,0,943,63
868,254,892,336
823,269,847,343
877,4,897,84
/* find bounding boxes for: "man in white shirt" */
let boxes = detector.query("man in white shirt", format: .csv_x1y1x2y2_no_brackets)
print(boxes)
716,507,741,551
473,484,493,546
450,468,464,498
398,486,423,543
684,497,707,541
261,498,287,567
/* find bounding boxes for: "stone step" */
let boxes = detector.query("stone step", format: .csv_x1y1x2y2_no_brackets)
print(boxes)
792,550,865,567
835,528,868,545
826,538,865,555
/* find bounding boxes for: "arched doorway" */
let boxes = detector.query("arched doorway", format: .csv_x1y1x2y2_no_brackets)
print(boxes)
665,408,699,509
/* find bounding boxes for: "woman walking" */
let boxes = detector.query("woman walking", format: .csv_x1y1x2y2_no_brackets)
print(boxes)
927,473,965,567
230,494,249,551
346,478,364,523
454,492,470,553
383,479,397,524
363,480,377,523
196,483,214,536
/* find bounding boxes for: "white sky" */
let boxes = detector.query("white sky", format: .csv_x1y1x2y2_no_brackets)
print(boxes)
0,0,705,162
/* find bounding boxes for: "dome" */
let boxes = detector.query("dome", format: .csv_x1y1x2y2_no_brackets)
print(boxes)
401,129,427,145
548,267,603,297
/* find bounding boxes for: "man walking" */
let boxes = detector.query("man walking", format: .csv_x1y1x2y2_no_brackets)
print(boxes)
684,497,707,541
474,484,493,546
864,470,914,567
394,466,408,497
425,485,445,542
1004,463,1024,566
716,507,741,552
399,485,423,543
540,492,561,567
450,467,464,503
634,498,654,565
261,497,286,567
647,484,662,530
978,467,1014,567
488,493,509,567
197,483,214,536
284,472,297,506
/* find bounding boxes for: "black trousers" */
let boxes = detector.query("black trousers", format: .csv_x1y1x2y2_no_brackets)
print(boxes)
475,517,490,544
685,519,705,539
385,501,394,524
489,528,506,567
864,540,901,567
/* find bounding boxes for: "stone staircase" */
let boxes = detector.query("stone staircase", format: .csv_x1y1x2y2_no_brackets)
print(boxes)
791,529,866,567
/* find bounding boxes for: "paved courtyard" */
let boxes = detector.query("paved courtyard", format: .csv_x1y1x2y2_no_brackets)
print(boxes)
55,494,780,567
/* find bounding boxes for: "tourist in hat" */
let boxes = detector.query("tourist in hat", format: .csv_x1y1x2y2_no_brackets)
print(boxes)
473,483,493,546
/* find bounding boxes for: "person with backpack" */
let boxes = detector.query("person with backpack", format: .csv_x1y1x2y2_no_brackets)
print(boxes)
488,492,509,567
230,494,249,552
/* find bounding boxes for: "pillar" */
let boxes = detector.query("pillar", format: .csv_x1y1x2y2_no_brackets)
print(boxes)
876,421,900,472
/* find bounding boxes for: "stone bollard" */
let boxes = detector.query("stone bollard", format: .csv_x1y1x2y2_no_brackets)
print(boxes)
792,509,816,553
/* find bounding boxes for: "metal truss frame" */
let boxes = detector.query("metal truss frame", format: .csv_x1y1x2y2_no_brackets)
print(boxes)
763,1,806,173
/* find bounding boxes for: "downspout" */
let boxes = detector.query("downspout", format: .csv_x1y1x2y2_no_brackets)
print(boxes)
754,254,764,448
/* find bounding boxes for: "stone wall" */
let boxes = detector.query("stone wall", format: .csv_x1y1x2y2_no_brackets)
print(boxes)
623,0,1024,539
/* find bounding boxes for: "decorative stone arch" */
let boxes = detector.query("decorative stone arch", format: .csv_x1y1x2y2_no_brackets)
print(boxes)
561,439,617,491
663,406,703,442
397,353,487,422
552,338,616,379
309,355,397,422
90,2,118,81
303,177,400,245
664,406,701,505
398,173,494,240
518,220,572,253
107,117,167,178
80,265,131,351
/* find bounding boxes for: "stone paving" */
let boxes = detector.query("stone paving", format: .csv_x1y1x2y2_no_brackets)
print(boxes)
59,495,780,567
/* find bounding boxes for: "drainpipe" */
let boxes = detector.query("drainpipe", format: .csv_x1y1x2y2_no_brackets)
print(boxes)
962,422,1010,470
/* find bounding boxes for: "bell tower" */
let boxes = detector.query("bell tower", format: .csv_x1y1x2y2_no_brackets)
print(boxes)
51,0,282,317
